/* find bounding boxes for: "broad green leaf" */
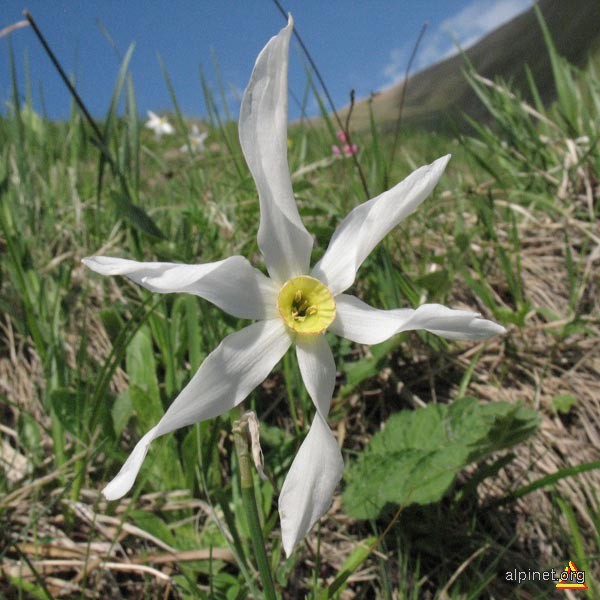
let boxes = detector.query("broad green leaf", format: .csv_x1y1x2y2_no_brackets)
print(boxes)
130,510,176,547
126,326,161,424
111,389,133,436
126,326,185,492
343,397,539,519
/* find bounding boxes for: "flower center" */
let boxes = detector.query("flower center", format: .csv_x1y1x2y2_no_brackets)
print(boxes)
277,276,336,334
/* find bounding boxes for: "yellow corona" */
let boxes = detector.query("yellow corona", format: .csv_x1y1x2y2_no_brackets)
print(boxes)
277,276,336,334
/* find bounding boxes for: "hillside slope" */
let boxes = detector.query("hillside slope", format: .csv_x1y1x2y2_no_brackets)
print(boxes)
340,0,600,132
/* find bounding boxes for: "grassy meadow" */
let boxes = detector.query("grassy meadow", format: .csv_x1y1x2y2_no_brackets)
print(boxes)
1,12,599,600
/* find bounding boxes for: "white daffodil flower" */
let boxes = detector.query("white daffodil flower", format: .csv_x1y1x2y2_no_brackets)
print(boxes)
145,110,175,138
180,124,209,153
83,17,505,556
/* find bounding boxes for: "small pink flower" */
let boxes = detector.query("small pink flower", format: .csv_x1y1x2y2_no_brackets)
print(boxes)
333,130,358,158
343,143,358,157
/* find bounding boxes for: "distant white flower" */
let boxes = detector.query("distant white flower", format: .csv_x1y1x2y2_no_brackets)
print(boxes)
145,110,174,139
179,124,208,153
83,17,505,556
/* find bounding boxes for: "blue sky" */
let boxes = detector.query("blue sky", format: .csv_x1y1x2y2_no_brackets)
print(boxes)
1,0,530,122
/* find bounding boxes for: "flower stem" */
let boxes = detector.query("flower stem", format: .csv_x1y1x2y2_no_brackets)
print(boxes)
233,412,277,600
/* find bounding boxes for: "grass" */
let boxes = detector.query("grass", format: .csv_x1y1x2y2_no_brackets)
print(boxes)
1,10,599,599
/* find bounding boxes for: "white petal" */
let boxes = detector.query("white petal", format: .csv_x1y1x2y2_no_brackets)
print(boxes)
278,412,343,556
102,425,158,501
102,319,292,500
330,294,506,345
311,155,450,295
146,113,161,132
82,255,278,320
295,334,336,418
239,16,313,284
278,335,342,556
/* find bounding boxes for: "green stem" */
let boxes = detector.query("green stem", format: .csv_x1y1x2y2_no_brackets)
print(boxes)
233,412,277,600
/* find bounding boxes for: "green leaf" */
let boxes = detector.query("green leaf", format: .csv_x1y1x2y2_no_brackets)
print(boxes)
551,393,578,414
341,337,399,396
111,389,133,437
125,326,185,493
320,536,377,599
343,398,539,519
110,191,163,240
49,387,87,437
181,421,223,491
417,269,450,295
99,307,125,345
126,326,161,418
130,510,176,547
211,572,242,600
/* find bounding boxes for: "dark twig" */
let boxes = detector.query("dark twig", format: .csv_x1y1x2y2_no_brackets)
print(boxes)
24,10,119,177
341,90,370,198
24,10,162,241
388,22,428,183
23,11,103,143
272,0,343,131
271,0,371,198
344,90,355,135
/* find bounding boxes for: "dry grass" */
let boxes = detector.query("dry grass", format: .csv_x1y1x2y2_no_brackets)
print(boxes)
4,199,598,598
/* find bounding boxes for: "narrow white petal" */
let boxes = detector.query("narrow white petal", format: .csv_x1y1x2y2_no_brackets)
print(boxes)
295,334,336,418
239,16,313,284
278,412,343,557
102,425,158,501
330,294,506,345
312,155,450,295
278,335,342,556
102,319,292,500
82,255,278,320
